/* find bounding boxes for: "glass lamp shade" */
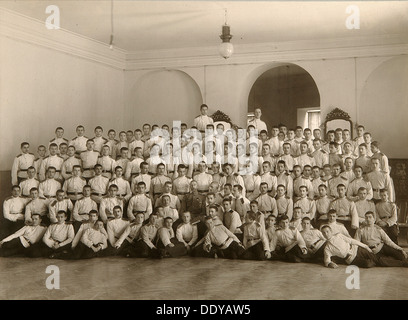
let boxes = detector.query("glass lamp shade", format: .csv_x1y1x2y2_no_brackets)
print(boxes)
218,42,234,59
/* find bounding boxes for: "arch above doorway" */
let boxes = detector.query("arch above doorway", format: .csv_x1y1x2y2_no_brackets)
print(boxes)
245,63,320,133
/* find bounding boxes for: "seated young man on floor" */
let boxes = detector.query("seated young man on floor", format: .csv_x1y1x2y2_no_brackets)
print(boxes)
104,206,130,256
321,224,379,269
176,211,198,255
269,215,308,263
114,212,145,257
156,217,187,258
354,211,408,268
241,211,271,260
73,219,108,259
375,189,399,244
200,215,245,259
30,210,74,259
128,212,159,258
0,213,46,257
300,217,326,263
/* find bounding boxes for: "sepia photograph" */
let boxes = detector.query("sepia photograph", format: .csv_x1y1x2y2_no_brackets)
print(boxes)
0,0,407,305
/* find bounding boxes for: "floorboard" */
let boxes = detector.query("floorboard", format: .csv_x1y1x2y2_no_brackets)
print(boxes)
0,256,407,300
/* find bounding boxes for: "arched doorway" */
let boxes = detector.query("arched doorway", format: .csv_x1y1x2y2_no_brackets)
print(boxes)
248,63,320,132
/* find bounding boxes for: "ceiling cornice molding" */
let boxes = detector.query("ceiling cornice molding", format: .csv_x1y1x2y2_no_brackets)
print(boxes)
125,34,408,70
0,7,127,70
124,43,408,70
1,7,407,72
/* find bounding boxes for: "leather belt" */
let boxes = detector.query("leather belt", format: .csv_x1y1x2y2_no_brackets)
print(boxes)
177,192,189,195
67,192,83,195
218,237,231,248
91,192,106,196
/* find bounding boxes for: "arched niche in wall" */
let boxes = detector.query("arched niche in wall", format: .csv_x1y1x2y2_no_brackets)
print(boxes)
359,55,408,159
126,69,203,128
244,62,320,133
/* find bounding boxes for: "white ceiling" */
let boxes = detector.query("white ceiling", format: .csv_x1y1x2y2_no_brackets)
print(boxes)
1,1,407,52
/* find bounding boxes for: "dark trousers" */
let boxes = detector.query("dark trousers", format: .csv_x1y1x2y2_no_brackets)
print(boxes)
100,244,121,257
241,241,266,260
0,219,25,241
71,242,106,259
351,247,379,268
157,238,187,258
191,240,245,259
375,244,408,267
115,240,132,257
271,245,306,263
191,242,216,258
126,240,158,258
72,221,83,234
0,238,26,257
303,242,327,263
381,224,399,244
27,242,71,259
218,241,246,260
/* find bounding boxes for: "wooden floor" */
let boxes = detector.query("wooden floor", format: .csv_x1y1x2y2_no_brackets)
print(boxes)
0,255,407,300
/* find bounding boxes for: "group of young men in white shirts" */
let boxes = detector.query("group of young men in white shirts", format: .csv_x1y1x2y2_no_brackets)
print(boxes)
1,105,407,268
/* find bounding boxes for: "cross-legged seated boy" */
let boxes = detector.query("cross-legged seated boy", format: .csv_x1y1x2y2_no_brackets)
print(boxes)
176,211,198,255
104,206,130,256
129,212,159,258
31,210,74,259
241,212,271,260
114,212,145,257
269,215,308,263
156,217,187,258
74,219,108,259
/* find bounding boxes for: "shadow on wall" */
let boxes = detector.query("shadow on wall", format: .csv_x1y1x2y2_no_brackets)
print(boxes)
359,56,408,159
125,69,203,128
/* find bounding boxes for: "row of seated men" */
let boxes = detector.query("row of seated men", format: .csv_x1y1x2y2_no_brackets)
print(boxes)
2,158,399,244
0,198,406,269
